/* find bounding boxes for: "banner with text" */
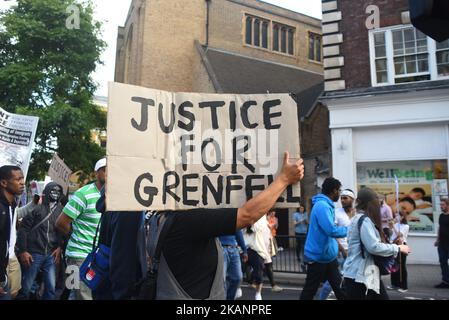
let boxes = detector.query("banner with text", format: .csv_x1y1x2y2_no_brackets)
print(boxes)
106,82,301,211
0,107,39,179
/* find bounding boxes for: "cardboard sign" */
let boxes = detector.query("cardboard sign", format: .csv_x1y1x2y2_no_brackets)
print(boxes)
106,82,301,211
48,154,72,194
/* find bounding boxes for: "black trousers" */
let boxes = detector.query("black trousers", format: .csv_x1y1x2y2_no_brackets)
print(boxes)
299,259,345,300
344,277,389,300
391,252,408,290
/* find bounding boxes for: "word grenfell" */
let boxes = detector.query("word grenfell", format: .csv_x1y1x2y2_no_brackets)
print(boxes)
106,83,301,211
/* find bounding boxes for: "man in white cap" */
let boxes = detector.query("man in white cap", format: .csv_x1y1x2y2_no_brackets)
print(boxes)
55,158,106,300
319,188,355,300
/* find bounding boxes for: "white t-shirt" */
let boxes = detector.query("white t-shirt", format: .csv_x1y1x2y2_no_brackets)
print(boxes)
335,208,351,250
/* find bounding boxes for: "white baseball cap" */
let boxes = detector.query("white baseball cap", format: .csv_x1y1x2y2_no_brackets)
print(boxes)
94,158,106,172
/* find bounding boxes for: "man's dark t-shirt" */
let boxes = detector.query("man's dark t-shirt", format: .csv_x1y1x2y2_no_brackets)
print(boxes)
162,208,237,299
439,213,449,248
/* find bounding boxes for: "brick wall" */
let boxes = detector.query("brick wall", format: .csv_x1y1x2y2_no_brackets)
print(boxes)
339,0,409,89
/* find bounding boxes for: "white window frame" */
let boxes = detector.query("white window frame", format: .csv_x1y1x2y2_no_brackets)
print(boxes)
369,24,449,87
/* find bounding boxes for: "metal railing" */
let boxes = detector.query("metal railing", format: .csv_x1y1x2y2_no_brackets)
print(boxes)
272,235,306,274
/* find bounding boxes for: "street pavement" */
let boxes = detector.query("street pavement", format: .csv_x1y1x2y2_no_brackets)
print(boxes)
238,264,449,300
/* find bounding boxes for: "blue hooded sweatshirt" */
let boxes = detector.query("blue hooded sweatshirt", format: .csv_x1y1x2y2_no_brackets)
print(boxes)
304,194,348,263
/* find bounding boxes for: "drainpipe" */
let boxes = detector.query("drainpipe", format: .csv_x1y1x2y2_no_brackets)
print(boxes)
205,0,211,47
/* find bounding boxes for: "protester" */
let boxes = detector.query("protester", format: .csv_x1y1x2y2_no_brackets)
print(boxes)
263,210,282,293
300,178,347,300
92,189,147,300
379,194,394,241
219,230,248,300
435,198,449,289
293,205,308,272
319,188,355,300
342,188,410,300
55,158,106,300
0,165,25,300
143,152,304,300
388,209,410,293
245,215,272,300
16,182,64,300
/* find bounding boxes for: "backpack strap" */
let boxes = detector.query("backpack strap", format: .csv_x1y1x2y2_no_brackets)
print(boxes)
147,212,175,274
357,214,368,259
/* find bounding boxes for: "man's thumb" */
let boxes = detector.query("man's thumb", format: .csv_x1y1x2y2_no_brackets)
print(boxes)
283,151,289,165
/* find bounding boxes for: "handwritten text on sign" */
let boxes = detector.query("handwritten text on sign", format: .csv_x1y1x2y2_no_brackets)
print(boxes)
106,83,301,211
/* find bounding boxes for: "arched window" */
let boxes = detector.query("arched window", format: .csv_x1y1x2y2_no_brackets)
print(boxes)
281,27,287,53
273,24,279,51
245,16,252,45
288,29,294,55
262,22,268,49
254,19,260,47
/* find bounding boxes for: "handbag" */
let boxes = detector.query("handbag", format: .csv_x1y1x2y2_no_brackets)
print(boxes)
357,215,399,276
79,214,110,290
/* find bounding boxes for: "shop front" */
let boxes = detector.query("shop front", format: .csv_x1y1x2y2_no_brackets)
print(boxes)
325,86,449,264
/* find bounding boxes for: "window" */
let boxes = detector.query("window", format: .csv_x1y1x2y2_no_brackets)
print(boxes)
308,32,322,62
273,24,279,51
357,160,448,235
244,15,294,55
245,15,268,49
245,17,252,45
262,22,268,49
288,29,294,55
254,19,260,47
436,40,449,77
370,26,449,86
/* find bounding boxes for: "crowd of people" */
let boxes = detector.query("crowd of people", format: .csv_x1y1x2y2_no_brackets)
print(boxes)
1,154,449,301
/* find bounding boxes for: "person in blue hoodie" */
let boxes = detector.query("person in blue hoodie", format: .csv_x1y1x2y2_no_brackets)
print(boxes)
300,177,348,300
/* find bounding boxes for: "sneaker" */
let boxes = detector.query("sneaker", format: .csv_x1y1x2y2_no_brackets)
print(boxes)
271,285,283,292
434,282,449,289
255,292,262,300
397,288,408,293
235,288,242,299
387,285,399,290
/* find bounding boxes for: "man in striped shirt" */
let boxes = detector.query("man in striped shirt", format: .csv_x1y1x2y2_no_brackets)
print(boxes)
56,158,106,300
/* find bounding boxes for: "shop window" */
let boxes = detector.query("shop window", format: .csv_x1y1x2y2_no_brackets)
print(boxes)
357,160,449,234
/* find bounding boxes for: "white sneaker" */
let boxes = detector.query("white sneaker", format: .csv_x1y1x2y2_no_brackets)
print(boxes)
397,288,408,293
387,285,398,290
235,288,242,299
255,292,263,300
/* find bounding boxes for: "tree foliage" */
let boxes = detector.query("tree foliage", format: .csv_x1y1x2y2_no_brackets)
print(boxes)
0,0,106,181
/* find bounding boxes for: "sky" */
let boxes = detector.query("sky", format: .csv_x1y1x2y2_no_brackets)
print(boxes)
0,0,322,97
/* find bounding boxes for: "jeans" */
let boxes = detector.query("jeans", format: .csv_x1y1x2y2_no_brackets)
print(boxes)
0,284,11,300
18,253,56,300
391,252,408,290
438,245,449,283
247,249,265,285
300,259,345,300
319,254,346,300
223,246,243,300
344,277,389,300
295,233,306,263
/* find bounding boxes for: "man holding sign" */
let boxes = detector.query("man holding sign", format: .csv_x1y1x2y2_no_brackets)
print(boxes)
106,83,304,300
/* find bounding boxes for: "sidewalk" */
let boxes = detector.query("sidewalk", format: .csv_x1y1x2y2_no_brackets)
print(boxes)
273,264,449,300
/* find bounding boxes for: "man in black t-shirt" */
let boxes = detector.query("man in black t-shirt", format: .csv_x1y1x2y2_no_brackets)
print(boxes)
160,152,304,299
435,198,449,289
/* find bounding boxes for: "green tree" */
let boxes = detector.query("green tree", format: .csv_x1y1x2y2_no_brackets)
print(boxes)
0,0,106,181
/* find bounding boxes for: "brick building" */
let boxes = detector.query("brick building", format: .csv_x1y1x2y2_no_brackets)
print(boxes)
320,0,449,264
114,0,331,238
